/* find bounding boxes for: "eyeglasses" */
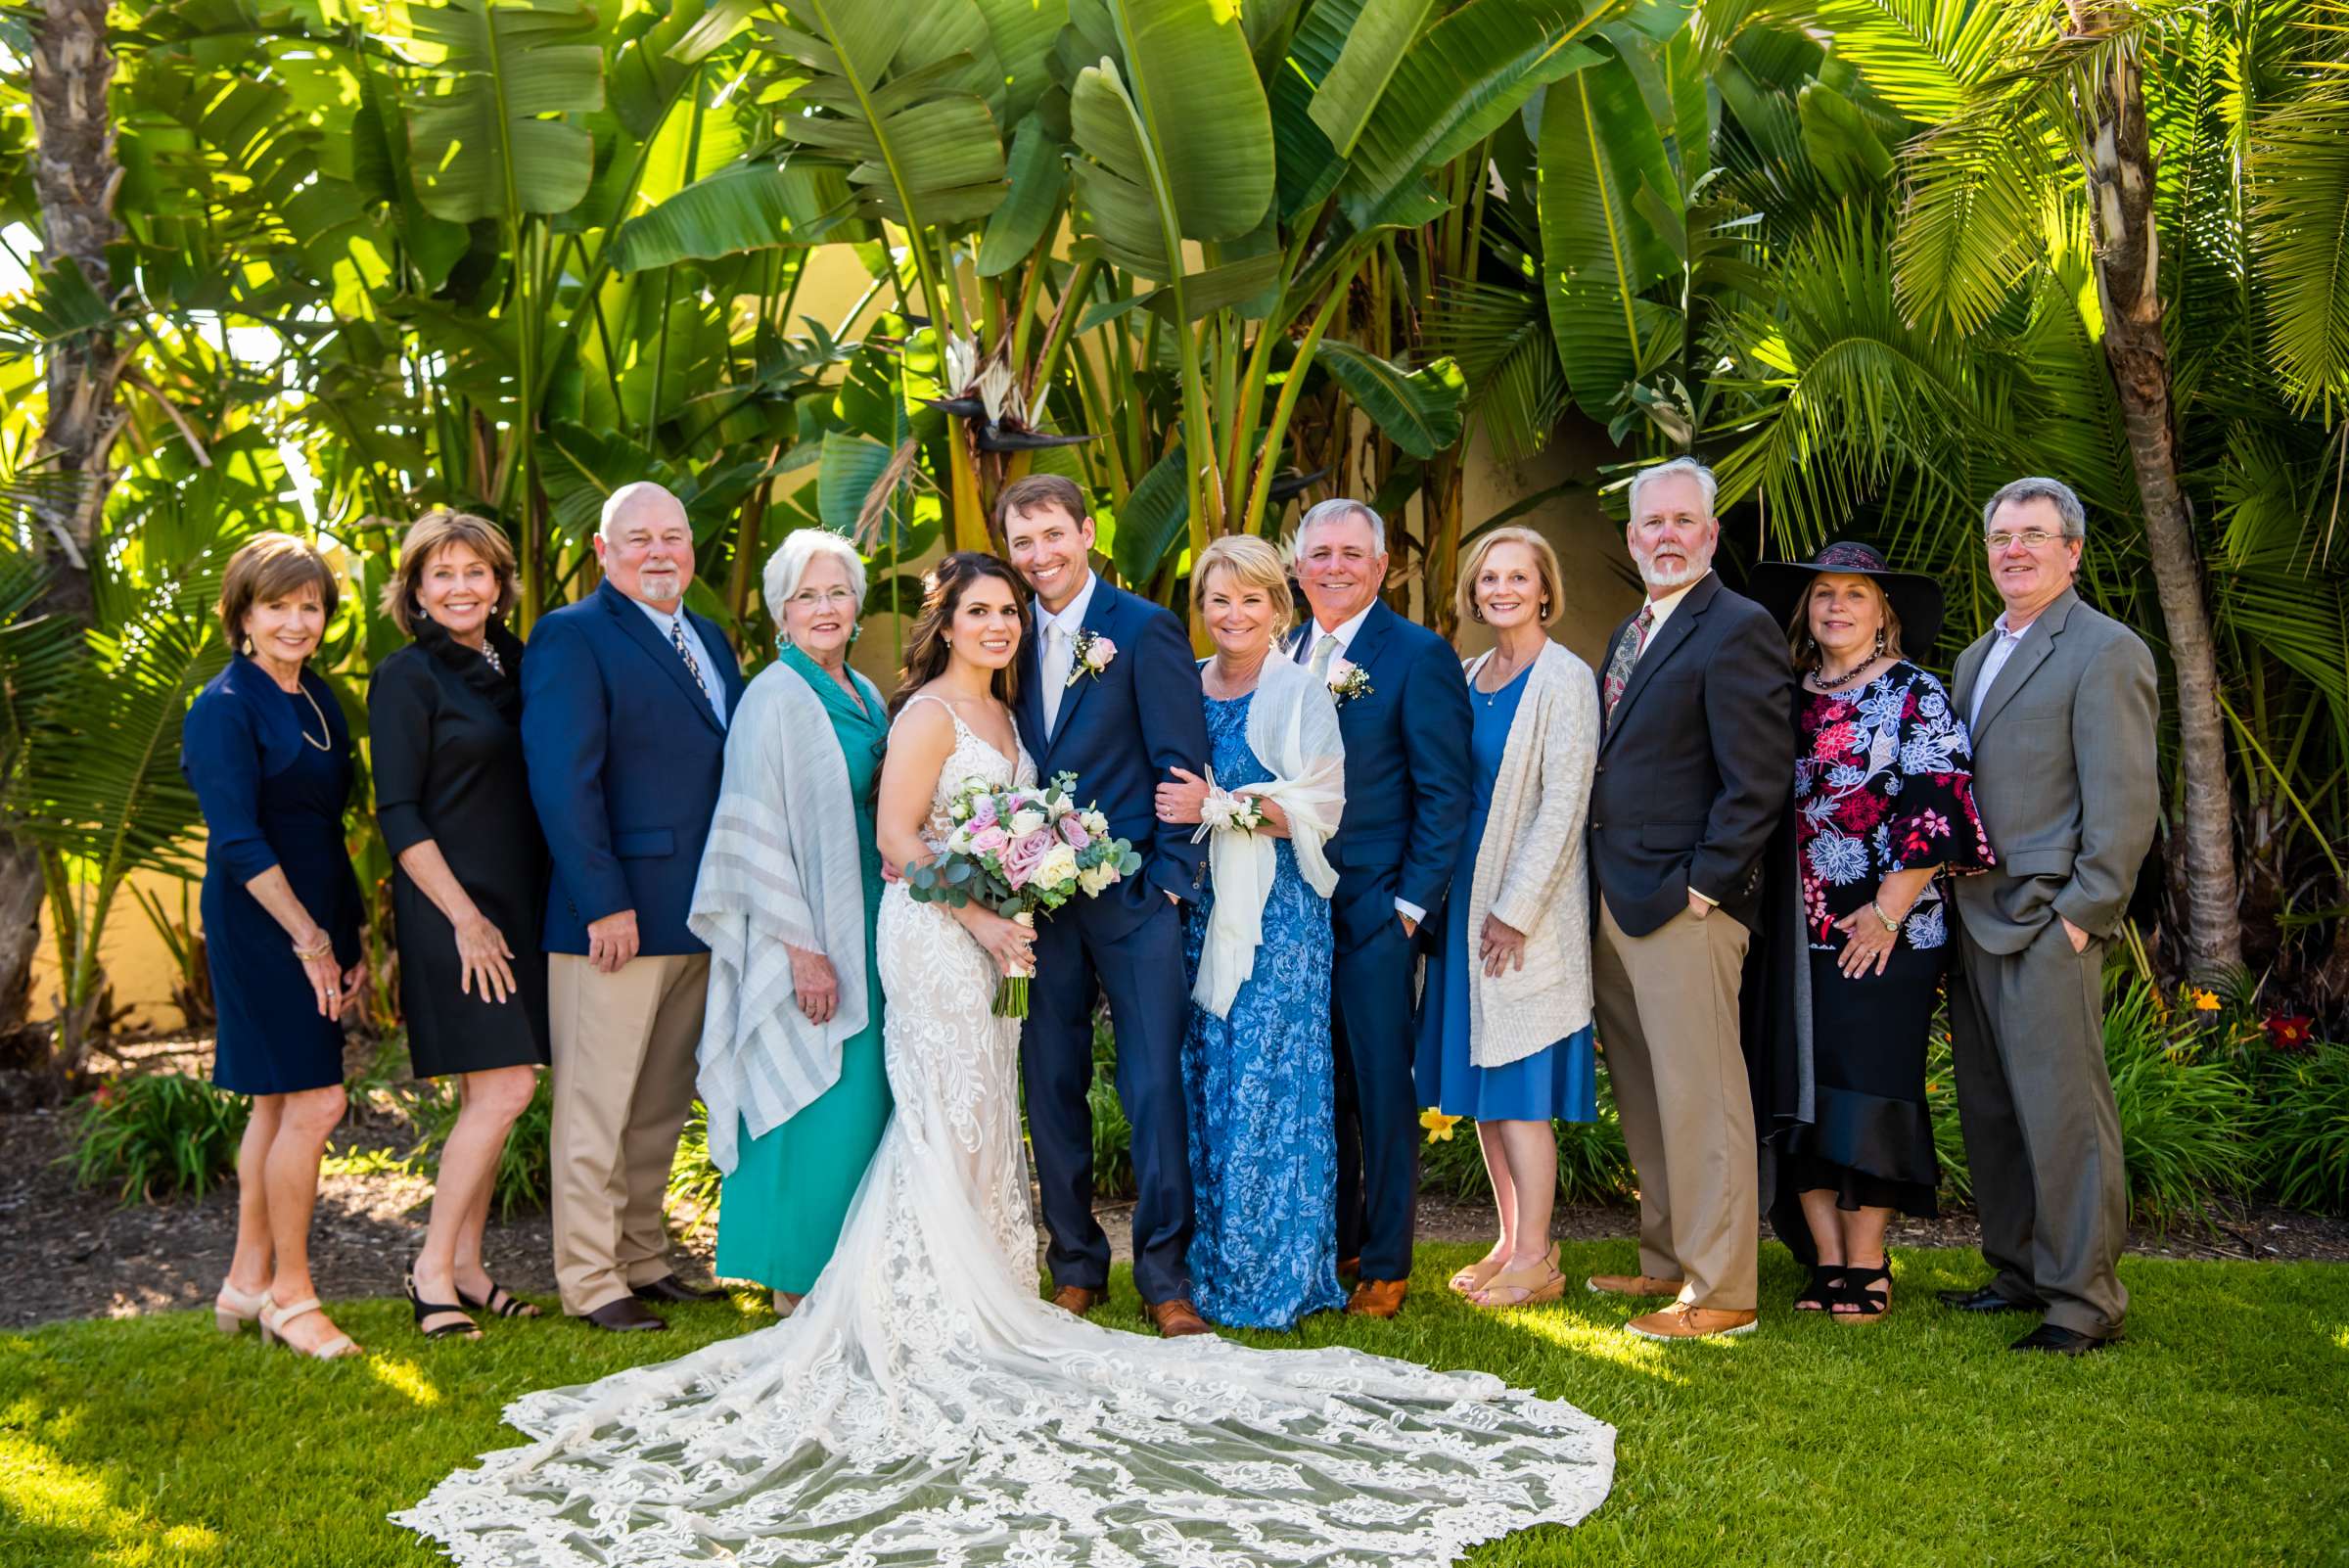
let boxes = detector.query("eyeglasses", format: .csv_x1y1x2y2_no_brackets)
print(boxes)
788,586,858,609
1984,529,2064,551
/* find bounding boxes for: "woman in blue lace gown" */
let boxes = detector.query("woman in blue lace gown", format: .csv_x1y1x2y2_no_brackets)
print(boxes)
1157,538,1349,1329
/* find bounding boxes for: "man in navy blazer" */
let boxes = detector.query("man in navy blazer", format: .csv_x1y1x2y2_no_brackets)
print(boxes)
522,483,747,1331
1289,498,1474,1317
1000,476,1213,1337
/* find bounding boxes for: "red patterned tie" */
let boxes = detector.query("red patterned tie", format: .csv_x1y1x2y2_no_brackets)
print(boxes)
1602,604,1655,718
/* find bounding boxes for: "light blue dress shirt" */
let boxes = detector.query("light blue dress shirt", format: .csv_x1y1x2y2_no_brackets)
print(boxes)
632,598,729,728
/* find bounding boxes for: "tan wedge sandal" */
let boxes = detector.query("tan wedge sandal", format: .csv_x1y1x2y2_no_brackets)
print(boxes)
1470,1246,1567,1311
213,1280,268,1335
1447,1256,1508,1297
259,1295,361,1360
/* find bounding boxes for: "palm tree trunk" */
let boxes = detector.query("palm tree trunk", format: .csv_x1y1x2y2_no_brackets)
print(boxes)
8,0,129,1043
2078,22,2242,974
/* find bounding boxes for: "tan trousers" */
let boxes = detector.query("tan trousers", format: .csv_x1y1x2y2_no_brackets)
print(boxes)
549,951,709,1315
1590,897,1758,1312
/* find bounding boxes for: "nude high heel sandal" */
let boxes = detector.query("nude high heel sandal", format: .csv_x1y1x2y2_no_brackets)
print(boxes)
259,1295,360,1360
214,1280,269,1335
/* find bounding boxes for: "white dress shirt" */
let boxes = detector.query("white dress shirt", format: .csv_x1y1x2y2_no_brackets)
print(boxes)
1299,599,1423,927
632,598,728,728
1635,572,1706,655
1968,609,2036,734
1036,570,1100,735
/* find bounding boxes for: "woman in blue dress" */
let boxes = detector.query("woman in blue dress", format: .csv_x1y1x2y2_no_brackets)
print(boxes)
1415,528,1601,1310
182,533,369,1360
1155,536,1349,1329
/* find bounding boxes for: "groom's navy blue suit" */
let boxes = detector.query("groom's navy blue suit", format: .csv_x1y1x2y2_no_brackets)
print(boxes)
1292,599,1473,1283
1014,573,1210,1304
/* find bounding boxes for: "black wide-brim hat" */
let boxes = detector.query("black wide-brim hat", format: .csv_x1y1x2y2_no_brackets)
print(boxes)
1748,539,1944,656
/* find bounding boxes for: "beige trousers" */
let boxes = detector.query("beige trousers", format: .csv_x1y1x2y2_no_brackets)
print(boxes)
549,951,710,1315
1590,897,1758,1312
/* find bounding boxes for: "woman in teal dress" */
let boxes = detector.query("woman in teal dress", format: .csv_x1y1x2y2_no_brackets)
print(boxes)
691,531,891,1314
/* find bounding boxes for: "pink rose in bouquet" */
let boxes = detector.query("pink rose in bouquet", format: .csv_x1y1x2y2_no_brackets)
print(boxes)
1057,814,1092,851
1002,828,1056,889
969,823,1009,855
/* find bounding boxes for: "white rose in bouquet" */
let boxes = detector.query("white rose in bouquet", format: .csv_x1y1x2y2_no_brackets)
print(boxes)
1080,809,1110,838
1008,808,1047,838
1034,843,1081,893
1078,861,1118,897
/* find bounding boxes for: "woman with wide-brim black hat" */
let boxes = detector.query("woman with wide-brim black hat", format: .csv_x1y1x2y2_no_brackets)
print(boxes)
1745,540,1994,1324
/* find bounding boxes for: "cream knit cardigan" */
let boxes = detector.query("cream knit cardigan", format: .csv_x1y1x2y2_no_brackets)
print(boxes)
1462,641,1599,1069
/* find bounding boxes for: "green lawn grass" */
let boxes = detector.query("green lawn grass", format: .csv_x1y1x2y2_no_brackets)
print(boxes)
3,1241,2343,1567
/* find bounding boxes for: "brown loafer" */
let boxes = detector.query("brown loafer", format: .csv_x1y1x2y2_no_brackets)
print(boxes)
1147,1298,1212,1337
1586,1273,1686,1298
1346,1278,1408,1318
1051,1284,1103,1317
1626,1304,1758,1340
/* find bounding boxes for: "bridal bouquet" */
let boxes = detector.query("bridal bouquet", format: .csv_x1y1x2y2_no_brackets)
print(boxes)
906,770,1141,1017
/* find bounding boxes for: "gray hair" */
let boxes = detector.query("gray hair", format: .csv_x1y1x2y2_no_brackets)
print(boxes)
1295,497,1386,553
762,528,867,622
1627,456,1719,521
1981,476,2087,539
600,481,686,539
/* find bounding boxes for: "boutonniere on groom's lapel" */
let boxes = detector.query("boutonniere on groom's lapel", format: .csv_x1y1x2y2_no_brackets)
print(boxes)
1326,656,1373,705
1064,628,1117,689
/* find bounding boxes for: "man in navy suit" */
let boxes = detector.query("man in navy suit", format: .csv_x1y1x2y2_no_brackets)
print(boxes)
523,483,748,1332
1289,498,1474,1317
999,476,1213,1338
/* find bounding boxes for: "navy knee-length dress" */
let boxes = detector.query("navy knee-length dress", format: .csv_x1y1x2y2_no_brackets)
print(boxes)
182,656,365,1095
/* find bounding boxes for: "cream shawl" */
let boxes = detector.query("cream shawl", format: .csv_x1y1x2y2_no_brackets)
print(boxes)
688,662,876,1174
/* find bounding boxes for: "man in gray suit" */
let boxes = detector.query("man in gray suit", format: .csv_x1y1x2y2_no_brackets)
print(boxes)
1942,477,2157,1355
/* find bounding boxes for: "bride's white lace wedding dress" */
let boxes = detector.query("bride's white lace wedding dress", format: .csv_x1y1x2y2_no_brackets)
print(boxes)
394,698,1614,1566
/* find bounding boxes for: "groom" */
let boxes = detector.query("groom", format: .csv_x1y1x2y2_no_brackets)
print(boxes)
1290,498,1474,1317
998,476,1213,1338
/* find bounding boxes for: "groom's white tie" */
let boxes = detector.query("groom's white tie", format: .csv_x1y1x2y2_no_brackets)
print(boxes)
1041,619,1073,735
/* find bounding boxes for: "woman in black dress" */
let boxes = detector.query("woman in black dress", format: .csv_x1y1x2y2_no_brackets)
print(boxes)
182,533,367,1360
369,511,550,1341
1752,542,1992,1321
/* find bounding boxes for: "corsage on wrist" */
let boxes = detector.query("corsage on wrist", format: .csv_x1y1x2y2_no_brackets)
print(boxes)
1195,789,1266,838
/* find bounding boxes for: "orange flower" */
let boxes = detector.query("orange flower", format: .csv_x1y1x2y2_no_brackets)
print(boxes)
1420,1108,1461,1143
2190,989,2220,1012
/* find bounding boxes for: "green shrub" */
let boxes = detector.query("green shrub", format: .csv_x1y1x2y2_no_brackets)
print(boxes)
1924,1022,1972,1205
2099,975,2255,1224
666,1100,723,1231
1415,1079,1633,1207
397,1072,554,1220
2256,1044,2349,1216
69,1074,249,1203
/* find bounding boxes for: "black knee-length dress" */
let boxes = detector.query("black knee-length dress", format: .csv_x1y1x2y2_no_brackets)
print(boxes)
368,618,549,1077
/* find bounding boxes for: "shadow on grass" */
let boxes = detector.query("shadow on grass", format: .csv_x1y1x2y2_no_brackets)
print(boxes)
2,1244,2345,1567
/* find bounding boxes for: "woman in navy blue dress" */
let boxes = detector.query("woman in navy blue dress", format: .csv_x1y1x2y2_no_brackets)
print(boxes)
1415,529,1600,1311
182,533,367,1360
1156,537,1348,1329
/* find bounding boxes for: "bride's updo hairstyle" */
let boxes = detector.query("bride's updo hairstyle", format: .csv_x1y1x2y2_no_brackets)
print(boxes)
890,550,1032,718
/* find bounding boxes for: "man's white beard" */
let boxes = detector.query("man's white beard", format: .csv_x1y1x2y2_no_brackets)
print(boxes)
1635,551,1708,591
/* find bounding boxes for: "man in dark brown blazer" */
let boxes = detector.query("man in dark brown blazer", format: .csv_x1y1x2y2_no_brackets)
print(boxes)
1586,457,1794,1340
1942,476,2157,1356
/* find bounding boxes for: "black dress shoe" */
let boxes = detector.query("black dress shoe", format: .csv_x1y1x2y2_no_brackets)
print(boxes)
632,1274,726,1305
2010,1322,2116,1356
579,1297,668,1332
1937,1284,2037,1314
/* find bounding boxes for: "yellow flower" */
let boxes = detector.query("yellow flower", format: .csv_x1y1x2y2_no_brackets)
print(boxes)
1420,1108,1461,1143
2191,989,2221,1012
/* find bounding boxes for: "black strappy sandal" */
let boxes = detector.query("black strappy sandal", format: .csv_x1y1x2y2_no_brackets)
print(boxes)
455,1279,541,1319
404,1269,482,1341
1794,1264,1846,1313
1831,1264,1892,1323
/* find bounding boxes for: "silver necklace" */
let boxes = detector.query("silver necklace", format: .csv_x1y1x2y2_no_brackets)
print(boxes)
293,682,332,751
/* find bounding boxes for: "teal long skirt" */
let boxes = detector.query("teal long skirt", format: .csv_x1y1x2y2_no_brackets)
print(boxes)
714,970,892,1295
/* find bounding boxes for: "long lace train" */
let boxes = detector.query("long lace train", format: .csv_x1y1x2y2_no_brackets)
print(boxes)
393,701,1614,1565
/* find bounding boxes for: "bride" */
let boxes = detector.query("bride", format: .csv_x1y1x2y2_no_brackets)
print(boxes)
395,552,1614,1567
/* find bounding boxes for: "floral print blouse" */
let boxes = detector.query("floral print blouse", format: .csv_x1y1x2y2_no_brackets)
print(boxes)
1793,661,1994,953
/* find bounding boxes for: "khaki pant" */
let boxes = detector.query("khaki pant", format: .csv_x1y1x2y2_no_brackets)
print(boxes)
549,951,709,1315
1590,897,1757,1312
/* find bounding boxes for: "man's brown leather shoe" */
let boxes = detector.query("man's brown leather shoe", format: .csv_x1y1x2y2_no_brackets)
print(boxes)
1148,1298,1212,1337
578,1297,668,1333
1626,1304,1757,1340
1051,1284,1103,1317
1586,1273,1686,1298
1346,1278,1408,1318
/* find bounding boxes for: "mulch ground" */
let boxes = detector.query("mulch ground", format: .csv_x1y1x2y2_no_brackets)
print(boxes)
4,1030,2342,1331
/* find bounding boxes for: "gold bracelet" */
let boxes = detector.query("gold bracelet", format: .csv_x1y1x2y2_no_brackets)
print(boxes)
292,935,333,961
